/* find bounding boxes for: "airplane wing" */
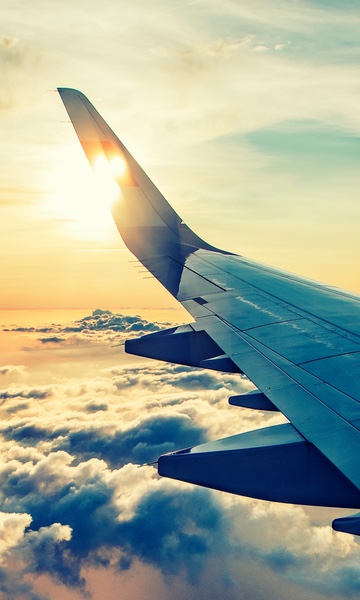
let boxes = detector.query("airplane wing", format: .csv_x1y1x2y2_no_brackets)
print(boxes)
58,88,360,535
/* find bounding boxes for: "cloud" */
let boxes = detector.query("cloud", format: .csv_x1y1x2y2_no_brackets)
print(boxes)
1,312,360,600
3,327,36,332
38,337,65,345
53,412,206,468
0,387,52,400
0,512,32,560
0,312,275,596
253,45,268,52
84,401,108,413
116,481,227,580
19,523,77,589
72,309,165,334
0,445,225,588
0,567,48,600
0,36,23,110
0,439,358,599
0,365,27,377
0,35,43,112
3,310,168,351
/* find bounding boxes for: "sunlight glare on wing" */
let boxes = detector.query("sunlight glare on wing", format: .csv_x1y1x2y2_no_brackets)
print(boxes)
44,144,121,240
92,153,122,203
109,155,127,178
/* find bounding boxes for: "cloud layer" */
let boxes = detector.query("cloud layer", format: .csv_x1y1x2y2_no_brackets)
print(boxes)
0,310,360,599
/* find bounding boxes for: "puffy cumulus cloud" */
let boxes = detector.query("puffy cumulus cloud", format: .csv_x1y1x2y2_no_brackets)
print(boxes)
0,380,239,466
0,412,206,469
17,523,76,588
0,446,227,591
51,412,206,468
109,362,242,394
234,500,356,565
0,361,261,463
0,440,359,599
2,309,168,350
76,309,165,334
0,511,32,560
117,480,227,581
0,511,72,598
187,493,360,598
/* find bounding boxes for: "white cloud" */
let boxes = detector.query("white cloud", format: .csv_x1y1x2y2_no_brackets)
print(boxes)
0,512,32,560
23,522,72,546
0,365,27,377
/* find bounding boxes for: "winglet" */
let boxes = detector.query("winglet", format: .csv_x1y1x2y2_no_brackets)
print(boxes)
57,88,221,278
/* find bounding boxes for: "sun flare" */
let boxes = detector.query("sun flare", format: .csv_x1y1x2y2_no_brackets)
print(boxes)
109,155,127,178
92,154,122,203
44,144,123,240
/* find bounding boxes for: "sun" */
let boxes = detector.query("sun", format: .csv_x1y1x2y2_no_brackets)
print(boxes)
44,144,125,240
108,155,127,178
92,153,123,203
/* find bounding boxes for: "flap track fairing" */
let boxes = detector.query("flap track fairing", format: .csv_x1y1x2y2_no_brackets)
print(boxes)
158,423,360,508
125,324,241,373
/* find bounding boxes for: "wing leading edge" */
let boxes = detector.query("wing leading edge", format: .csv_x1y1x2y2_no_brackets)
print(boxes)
58,88,360,535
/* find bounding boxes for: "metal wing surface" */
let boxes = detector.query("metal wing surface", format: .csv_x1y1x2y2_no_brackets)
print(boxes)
58,88,360,535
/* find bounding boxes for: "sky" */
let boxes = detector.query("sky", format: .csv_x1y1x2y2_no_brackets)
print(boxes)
2,0,360,599
2,0,360,309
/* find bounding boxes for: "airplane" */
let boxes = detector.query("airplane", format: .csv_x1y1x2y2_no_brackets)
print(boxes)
58,88,360,536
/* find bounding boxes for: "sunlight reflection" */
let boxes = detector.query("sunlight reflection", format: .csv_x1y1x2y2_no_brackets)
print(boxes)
109,155,127,178
93,153,121,203
43,143,120,240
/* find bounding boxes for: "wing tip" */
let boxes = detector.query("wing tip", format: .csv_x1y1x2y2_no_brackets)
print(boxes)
57,87,88,102
57,86,81,93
